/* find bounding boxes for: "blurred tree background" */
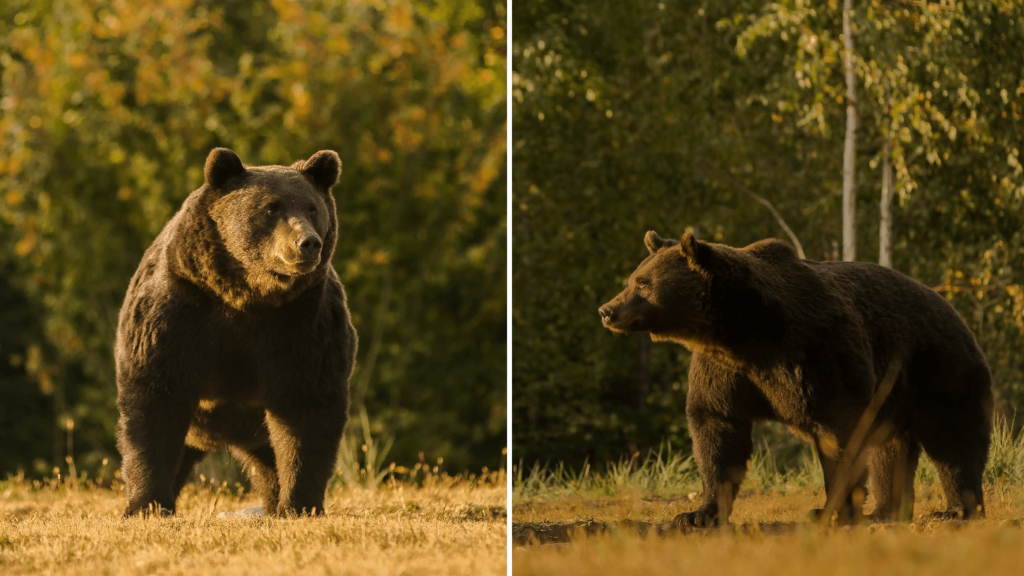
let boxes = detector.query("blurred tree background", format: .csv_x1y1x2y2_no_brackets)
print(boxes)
513,0,1024,469
0,0,507,479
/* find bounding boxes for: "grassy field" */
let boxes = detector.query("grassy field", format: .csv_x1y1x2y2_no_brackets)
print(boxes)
512,421,1024,575
514,485,1024,575
0,473,507,576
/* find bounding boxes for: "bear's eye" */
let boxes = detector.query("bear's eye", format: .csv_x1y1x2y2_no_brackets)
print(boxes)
308,205,317,215
636,279,649,290
266,202,281,216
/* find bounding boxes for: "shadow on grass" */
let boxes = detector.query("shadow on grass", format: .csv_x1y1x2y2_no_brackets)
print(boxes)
512,519,800,545
512,517,1024,546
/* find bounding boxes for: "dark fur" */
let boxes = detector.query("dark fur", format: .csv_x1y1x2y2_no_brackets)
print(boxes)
115,148,357,517
600,231,993,524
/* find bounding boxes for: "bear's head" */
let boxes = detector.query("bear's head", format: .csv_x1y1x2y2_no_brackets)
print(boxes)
200,147,341,303
598,230,715,344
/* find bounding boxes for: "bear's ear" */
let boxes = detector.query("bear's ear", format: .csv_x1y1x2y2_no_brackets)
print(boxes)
204,148,246,189
644,230,666,254
299,150,342,192
680,232,714,273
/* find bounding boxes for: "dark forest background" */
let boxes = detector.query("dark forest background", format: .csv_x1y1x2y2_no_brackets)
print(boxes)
0,0,507,480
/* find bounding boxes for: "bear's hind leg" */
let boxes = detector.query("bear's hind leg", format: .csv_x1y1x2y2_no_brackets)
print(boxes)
910,356,992,520
915,382,991,520
920,433,988,520
230,444,280,512
867,433,920,521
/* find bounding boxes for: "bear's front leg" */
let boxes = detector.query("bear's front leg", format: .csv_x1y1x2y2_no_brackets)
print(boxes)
674,412,753,527
117,393,197,517
266,400,346,516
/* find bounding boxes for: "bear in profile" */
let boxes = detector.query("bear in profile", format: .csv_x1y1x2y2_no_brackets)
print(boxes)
599,231,993,524
115,148,357,517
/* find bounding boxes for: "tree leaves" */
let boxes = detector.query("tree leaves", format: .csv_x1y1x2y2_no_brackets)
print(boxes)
0,0,506,475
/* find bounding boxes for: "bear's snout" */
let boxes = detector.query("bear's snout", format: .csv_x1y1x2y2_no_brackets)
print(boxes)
296,234,323,261
599,296,648,334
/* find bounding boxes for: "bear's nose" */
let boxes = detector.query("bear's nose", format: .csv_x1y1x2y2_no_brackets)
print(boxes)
598,305,614,322
297,234,322,259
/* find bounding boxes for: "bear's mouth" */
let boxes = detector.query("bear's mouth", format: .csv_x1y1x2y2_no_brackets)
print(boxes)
273,258,320,281
602,317,640,334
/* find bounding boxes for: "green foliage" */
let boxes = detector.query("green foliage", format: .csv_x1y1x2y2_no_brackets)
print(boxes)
513,0,1024,470
0,267,53,476
0,0,506,476
745,433,822,494
514,421,1024,499
334,408,396,489
985,415,1024,489
513,442,698,501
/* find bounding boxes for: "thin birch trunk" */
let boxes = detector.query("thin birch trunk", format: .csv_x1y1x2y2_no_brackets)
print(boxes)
842,0,857,262
879,82,894,268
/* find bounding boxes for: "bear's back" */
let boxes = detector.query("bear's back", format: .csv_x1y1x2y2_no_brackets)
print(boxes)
808,259,980,352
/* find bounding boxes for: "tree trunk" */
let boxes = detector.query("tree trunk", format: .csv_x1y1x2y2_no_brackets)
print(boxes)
879,82,894,268
842,0,857,262
879,139,893,267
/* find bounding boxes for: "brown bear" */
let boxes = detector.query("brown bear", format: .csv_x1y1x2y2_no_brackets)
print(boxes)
599,231,993,525
115,148,357,517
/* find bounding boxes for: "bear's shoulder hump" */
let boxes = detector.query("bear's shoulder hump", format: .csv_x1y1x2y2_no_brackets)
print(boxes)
743,238,798,263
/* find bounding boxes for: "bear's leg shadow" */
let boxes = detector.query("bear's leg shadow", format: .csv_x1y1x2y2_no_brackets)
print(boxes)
171,446,209,501
265,404,346,516
867,432,920,521
230,444,280,512
674,414,752,527
117,395,196,517
813,430,870,524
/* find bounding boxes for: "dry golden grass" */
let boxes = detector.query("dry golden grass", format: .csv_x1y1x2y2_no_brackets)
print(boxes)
513,522,1024,576
513,486,1024,575
0,476,507,576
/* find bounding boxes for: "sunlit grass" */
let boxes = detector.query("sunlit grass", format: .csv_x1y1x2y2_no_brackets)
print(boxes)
512,471,1024,576
512,418,1024,575
512,518,1024,576
0,468,507,576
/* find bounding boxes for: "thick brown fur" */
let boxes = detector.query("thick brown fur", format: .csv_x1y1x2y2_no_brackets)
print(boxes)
599,231,993,525
115,148,357,517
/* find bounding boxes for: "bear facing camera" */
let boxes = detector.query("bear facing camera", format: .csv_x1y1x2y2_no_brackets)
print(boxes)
115,147,357,517
600,231,993,525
